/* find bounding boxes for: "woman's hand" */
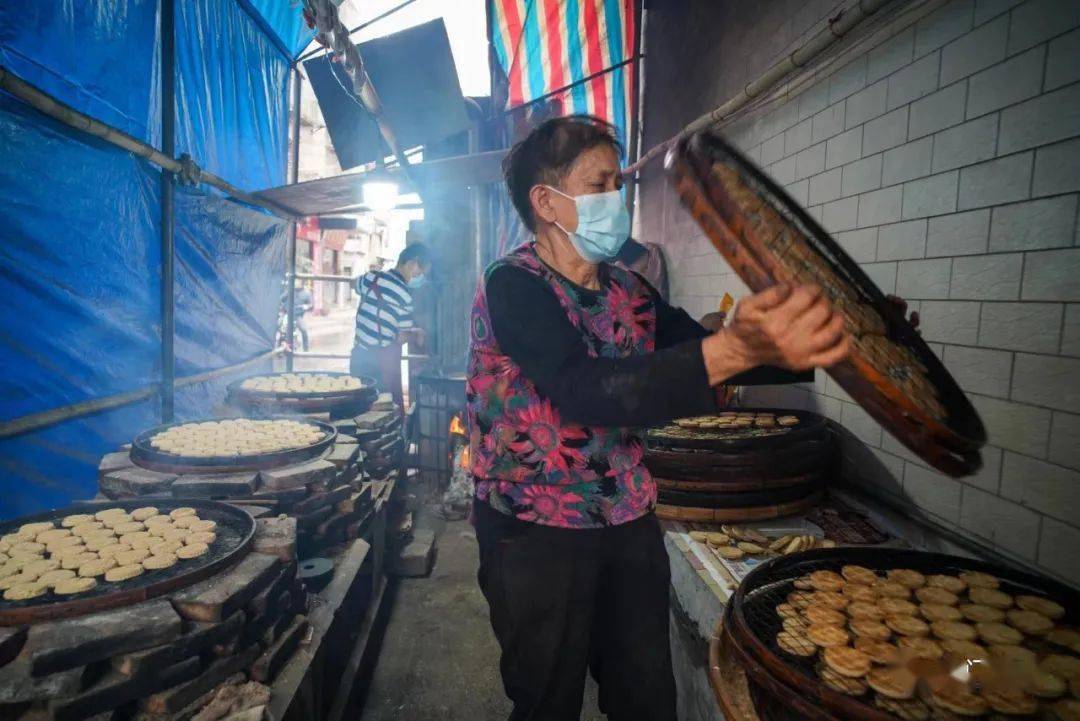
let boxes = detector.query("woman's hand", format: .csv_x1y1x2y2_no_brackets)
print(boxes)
700,284,851,385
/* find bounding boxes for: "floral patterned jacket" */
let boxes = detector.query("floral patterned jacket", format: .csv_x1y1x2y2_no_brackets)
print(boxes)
466,243,658,528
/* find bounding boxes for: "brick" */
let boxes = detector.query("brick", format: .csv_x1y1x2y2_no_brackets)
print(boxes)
1007,0,1080,55
904,464,962,523
1039,518,1080,589
760,133,785,166
171,552,281,623
1033,137,1080,196
958,152,1033,210
959,487,1040,560
325,441,360,469
1046,27,1080,91
927,209,990,256
970,393,1051,456
0,662,84,705
863,107,909,156
258,459,335,491
966,45,1044,119
856,186,902,227
862,262,898,293
829,57,868,104
918,300,981,344
1022,248,1080,301
932,114,998,173
941,15,1008,85
769,155,797,185
909,82,967,139
49,657,202,721
883,137,934,186
101,467,177,497
1012,353,1080,412
978,301,1063,353
845,79,888,129
795,142,826,180
250,615,308,683
990,195,1078,252
841,154,882,197
1064,304,1080,356
974,0,1023,24
868,28,915,83
887,52,941,110
784,118,813,156
877,219,928,260
837,228,878,263
111,611,245,677
1002,451,1080,520
902,171,959,219
254,513,301,560
142,645,260,715
171,472,259,498
825,127,862,169
951,253,1022,299
1049,411,1080,470
797,82,830,122
808,167,842,205
897,258,952,298
915,0,975,56
942,345,1012,397
999,84,1080,156
812,103,846,144
822,196,859,233
785,178,809,206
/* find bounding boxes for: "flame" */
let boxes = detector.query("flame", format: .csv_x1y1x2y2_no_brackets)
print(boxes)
449,414,466,436
459,445,471,469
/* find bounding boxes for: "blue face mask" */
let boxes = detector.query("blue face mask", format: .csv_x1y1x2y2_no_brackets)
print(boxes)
546,186,630,263
407,273,428,289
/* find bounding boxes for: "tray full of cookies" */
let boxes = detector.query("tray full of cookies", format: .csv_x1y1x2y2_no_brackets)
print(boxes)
0,500,254,624
227,372,378,417
666,130,986,477
717,546,1080,721
129,416,337,474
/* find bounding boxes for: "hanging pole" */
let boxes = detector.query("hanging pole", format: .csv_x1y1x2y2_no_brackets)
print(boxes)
296,0,419,62
285,67,302,372
160,0,176,422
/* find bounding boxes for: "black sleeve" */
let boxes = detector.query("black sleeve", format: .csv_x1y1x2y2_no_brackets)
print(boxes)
485,265,719,427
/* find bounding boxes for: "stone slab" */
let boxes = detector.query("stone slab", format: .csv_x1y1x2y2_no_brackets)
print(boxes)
49,657,201,721
314,512,349,543
249,616,307,684
241,594,290,648
141,647,259,715
294,506,333,531
111,612,245,677
334,433,358,445
170,553,280,623
100,468,177,497
324,443,360,470
251,516,296,562
98,452,135,478
0,660,84,704
371,393,395,411
248,486,305,505
0,626,27,669
170,473,259,499
27,599,182,677
257,460,334,491
331,419,357,436
336,487,372,515
291,485,351,515
244,563,296,618
389,529,436,578
353,410,394,431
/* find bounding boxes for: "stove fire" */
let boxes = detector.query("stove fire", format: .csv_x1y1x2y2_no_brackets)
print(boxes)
449,413,466,437
441,413,473,518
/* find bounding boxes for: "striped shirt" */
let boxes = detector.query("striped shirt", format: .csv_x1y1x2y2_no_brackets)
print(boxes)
354,269,414,349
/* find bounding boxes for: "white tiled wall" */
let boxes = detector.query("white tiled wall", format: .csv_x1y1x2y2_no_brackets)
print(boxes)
642,0,1080,587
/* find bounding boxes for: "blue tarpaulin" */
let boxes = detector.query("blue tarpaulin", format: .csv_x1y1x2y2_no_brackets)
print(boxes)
0,0,306,519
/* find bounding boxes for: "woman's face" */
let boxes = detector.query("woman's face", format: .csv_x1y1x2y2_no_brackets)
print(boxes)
537,144,623,233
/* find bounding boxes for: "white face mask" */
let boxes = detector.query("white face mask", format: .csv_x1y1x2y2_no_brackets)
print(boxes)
545,186,631,263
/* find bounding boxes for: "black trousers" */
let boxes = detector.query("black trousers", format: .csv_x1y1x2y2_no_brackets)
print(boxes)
474,500,677,721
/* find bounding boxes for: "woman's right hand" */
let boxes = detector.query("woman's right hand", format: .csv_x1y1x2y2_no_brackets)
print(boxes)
700,284,851,385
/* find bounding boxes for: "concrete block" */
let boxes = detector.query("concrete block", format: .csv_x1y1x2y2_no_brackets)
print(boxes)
867,27,915,83
917,1,976,56
897,258,953,298
825,127,862,169
877,219,928,260
958,152,1032,210
797,82,830,122
1001,451,1080,521
857,186,903,227
811,102,846,144
1033,137,1080,196
768,155,797,185
970,393,1052,456
1046,27,1080,91
821,196,859,233
250,615,308,683
785,178,809,206
863,107,909,156
990,195,1078,252
325,441,361,470
1006,0,1080,55
258,459,335,491
1022,248,1080,301
841,154,882,197
760,132,785,166
883,138,934,186
973,0,1023,24
917,300,981,344
907,81,967,139
959,486,1040,560
1039,518,1080,590
1012,353,1080,412
0,660,83,704
968,444,1004,494
951,253,1022,299
887,52,941,110
978,301,1063,353
840,401,883,446
112,611,245,677
142,645,260,715
98,451,135,478
829,57,868,104
862,262,898,293
1063,304,1080,356
941,344,1013,397
966,45,1044,118
252,515,297,562
808,167,842,205
845,79,888,129
171,473,259,499
49,657,202,721
101,467,177,497
1049,411,1080,470
941,15,1008,84
999,83,1080,155
171,553,281,623
794,142,825,180
927,209,991,256
390,528,437,577
902,171,959,219
784,117,813,156
932,114,998,173
903,463,962,523
837,228,878,263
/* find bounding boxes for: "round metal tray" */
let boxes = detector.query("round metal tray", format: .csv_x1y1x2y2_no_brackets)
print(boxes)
227,372,378,416
0,499,254,625
666,131,985,477
129,416,337,474
647,409,828,452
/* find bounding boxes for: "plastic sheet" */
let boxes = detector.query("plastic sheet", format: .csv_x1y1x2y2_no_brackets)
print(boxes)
246,0,317,57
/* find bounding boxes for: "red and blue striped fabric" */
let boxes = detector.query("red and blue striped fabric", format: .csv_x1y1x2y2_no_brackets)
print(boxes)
490,0,636,151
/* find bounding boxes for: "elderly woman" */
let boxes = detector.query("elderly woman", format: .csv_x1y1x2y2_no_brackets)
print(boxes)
466,115,850,721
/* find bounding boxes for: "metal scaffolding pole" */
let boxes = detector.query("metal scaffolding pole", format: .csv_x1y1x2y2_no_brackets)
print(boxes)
285,66,302,372
160,0,176,422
